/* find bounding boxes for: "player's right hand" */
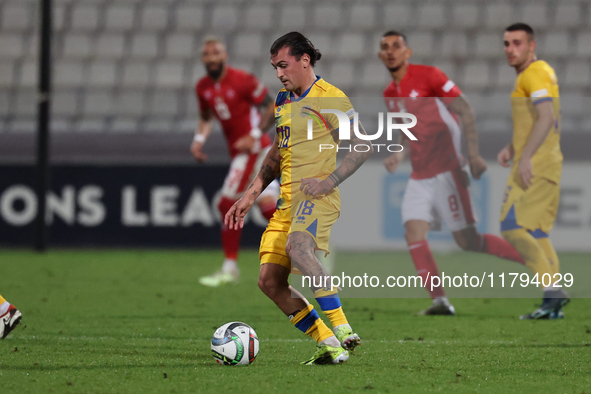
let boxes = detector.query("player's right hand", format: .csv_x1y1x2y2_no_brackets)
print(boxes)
468,155,487,180
224,198,254,230
383,152,403,173
497,145,513,168
190,141,208,162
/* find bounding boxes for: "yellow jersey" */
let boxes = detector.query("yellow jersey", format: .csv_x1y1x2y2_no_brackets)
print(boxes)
511,60,562,183
274,76,355,210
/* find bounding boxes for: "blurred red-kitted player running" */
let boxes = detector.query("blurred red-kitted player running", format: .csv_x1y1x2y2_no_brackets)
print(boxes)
379,30,526,315
191,37,279,287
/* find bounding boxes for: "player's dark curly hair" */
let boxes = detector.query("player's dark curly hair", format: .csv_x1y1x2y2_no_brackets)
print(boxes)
270,32,322,67
505,23,535,41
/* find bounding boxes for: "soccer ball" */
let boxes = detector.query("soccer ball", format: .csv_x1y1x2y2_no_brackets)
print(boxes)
211,322,259,365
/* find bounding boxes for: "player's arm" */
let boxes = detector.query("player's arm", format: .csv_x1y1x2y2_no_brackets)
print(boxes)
257,94,275,132
384,131,409,174
301,120,374,196
191,108,214,162
234,94,275,153
225,133,281,229
518,99,556,188
497,142,514,168
448,94,487,180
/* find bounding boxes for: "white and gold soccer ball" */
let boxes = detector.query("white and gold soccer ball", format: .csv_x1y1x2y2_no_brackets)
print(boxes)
211,322,259,366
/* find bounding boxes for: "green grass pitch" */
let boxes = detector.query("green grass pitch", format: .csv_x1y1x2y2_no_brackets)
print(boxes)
0,249,590,393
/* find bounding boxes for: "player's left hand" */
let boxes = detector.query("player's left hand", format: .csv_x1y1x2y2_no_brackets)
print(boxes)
300,178,334,197
518,157,534,189
224,197,255,230
468,155,487,180
234,136,255,153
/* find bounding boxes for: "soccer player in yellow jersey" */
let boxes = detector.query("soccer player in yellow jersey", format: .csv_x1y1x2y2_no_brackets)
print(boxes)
225,32,373,364
0,295,22,339
499,23,569,319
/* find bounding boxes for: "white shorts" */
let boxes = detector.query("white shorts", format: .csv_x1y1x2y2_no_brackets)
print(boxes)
401,167,477,232
221,146,279,201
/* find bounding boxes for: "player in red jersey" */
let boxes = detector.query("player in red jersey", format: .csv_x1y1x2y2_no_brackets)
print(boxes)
379,31,526,315
191,37,279,287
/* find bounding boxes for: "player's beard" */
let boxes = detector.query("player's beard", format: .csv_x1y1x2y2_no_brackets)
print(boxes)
387,64,403,73
206,62,225,80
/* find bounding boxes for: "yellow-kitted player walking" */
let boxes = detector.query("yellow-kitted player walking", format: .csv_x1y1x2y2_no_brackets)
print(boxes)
225,32,372,364
499,23,569,320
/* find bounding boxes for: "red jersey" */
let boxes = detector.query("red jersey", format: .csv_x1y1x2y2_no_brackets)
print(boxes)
383,64,464,179
196,66,271,158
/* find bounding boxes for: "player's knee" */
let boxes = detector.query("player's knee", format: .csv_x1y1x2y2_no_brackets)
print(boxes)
456,236,478,252
455,233,480,252
404,229,425,244
258,274,282,297
404,221,429,244
217,197,236,216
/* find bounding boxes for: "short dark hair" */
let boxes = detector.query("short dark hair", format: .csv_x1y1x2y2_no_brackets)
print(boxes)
270,32,322,67
382,30,407,45
505,23,535,41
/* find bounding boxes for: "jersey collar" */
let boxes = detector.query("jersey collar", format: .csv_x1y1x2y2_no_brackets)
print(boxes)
289,75,321,102
516,60,541,76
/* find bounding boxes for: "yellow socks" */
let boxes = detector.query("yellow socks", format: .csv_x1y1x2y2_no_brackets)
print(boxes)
536,237,560,276
0,295,5,304
314,288,348,328
502,228,553,279
289,304,333,343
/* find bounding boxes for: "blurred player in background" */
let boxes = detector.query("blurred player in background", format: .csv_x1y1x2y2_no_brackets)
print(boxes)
380,31,526,315
499,23,569,319
0,295,21,339
192,37,279,287
226,32,372,365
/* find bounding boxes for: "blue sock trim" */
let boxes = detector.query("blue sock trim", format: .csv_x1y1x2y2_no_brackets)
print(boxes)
294,308,320,333
316,294,342,312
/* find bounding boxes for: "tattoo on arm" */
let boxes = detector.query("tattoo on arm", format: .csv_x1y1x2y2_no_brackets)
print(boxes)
449,95,479,159
328,120,373,187
327,173,341,188
245,135,281,199
257,94,276,132
261,155,280,188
